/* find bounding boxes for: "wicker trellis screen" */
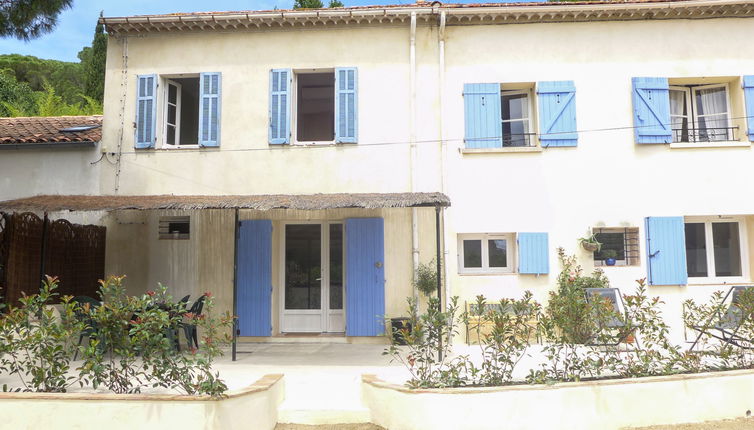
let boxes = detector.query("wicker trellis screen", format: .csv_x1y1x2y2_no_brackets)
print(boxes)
0,212,105,305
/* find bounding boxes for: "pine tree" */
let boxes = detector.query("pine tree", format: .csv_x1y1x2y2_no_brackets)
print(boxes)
329,0,344,7
0,0,73,41
82,12,107,103
293,0,324,8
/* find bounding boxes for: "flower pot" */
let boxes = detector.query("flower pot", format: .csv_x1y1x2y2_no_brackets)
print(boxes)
605,258,616,266
582,242,599,252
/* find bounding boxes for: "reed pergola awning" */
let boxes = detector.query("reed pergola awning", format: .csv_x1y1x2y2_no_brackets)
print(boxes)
0,192,450,213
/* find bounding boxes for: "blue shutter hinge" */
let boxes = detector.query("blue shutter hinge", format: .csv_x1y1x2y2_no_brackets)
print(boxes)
649,250,660,258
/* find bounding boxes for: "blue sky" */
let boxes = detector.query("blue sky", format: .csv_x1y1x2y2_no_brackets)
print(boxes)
0,0,537,63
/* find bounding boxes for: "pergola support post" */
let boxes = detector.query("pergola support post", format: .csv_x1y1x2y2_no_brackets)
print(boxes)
232,208,239,361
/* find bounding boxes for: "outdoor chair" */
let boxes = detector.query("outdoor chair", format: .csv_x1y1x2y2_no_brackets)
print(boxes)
584,288,635,347
182,296,205,350
72,295,101,360
689,285,754,351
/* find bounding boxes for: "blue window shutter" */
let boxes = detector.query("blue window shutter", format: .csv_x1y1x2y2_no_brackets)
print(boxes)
237,220,273,336
463,83,502,148
537,81,578,147
269,69,291,145
518,232,549,275
743,76,754,141
632,77,672,144
135,74,157,149
345,218,385,336
645,217,687,286
198,72,221,147
335,67,358,143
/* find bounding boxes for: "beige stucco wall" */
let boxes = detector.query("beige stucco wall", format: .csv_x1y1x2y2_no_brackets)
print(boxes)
98,14,754,341
0,147,100,201
362,370,754,430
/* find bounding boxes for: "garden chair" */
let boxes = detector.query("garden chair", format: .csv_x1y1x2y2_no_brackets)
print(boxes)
182,296,205,350
584,288,635,347
71,295,101,360
689,285,754,351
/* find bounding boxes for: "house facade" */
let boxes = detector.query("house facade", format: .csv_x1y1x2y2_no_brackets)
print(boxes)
3,0,753,343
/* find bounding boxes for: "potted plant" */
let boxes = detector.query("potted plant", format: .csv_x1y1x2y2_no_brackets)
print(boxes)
602,249,618,266
579,233,602,253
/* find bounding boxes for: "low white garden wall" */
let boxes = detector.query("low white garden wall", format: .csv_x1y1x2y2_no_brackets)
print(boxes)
0,374,284,430
362,370,754,430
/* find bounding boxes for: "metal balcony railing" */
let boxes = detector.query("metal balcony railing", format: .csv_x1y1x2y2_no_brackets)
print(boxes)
672,126,738,143
502,133,537,148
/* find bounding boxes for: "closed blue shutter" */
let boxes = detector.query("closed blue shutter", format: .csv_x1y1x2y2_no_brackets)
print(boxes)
518,232,549,275
645,216,687,286
198,72,221,147
345,218,385,336
632,77,672,144
743,76,754,141
537,81,578,147
237,220,273,336
463,83,502,148
135,74,157,149
335,67,358,143
269,69,291,145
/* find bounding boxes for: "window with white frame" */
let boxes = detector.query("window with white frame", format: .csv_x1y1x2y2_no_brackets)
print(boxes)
684,217,746,281
669,84,733,143
162,76,200,147
458,233,514,273
295,71,335,143
501,87,534,147
593,227,640,266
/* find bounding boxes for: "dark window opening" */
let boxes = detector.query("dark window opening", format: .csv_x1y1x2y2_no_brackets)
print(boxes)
165,77,200,146
297,72,334,142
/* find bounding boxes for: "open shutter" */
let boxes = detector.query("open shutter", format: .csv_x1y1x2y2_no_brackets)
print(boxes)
135,74,157,149
198,72,221,147
237,220,273,336
632,77,672,144
743,76,754,141
463,83,502,148
537,81,578,147
518,232,549,275
345,218,385,336
645,217,687,286
335,67,358,143
269,69,291,145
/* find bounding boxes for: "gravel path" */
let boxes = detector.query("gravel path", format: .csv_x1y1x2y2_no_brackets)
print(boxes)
628,418,754,429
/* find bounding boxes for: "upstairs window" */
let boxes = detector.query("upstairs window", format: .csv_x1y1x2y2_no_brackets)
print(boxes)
670,84,732,143
296,72,335,142
163,77,200,147
501,88,534,147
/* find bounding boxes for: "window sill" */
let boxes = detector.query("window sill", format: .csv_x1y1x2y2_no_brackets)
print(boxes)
461,146,542,154
458,271,517,276
669,141,750,149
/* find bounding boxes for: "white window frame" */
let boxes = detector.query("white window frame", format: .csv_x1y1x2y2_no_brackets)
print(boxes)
458,233,515,274
669,83,733,143
685,216,749,284
159,74,200,149
292,68,336,146
500,87,534,148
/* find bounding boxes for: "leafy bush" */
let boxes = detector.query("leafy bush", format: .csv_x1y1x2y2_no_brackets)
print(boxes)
0,276,83,392
414,259,439,297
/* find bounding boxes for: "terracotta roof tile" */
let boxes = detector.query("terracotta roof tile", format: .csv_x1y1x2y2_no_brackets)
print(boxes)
0,115,102,146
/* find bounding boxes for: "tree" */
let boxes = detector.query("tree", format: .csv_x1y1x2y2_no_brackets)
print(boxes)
293,0,324,8
0,0,73,41
82,12,107,103
329,0,344,7
0,72,36,117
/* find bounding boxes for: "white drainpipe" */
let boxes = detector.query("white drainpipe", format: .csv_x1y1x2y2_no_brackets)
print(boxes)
438,10,452,302
410,12,420,300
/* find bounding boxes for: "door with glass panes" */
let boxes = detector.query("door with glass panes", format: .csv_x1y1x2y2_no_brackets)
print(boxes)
281,223,345,333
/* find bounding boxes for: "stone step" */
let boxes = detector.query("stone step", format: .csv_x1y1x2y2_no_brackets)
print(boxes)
277,407,371,425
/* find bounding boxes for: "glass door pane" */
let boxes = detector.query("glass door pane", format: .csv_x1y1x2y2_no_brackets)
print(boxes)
285,224,322,310
685,223,708,277
329,224,343,310
712,222,742,277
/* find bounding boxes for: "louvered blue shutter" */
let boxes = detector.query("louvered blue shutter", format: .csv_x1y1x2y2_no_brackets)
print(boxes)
345,218,385,336
537,81,578,147
463,83,502,148
269,69,291,145
632,77,672,144
237,220,273,336
135,74,157,149
518,232,549,275
335,67,358,143
198,72,221,147
645,217,687,286
743,76,754,141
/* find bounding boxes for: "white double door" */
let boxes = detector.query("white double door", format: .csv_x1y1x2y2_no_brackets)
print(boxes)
280,222,345,333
